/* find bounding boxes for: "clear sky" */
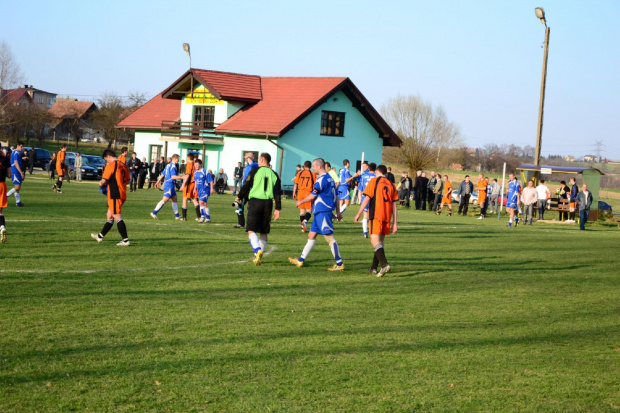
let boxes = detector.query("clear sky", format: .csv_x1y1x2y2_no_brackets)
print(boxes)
3,0,619,159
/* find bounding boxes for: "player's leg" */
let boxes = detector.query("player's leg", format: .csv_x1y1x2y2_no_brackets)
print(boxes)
324,233,344,271
372,232,390,277
151,195,170,219
0,186,7,244
289,231,317,267
91,205,115,243
362,210,369,238
114,209,130,246
192,197,201,221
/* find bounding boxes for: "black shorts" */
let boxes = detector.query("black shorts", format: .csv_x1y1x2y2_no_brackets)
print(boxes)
246,198,273,234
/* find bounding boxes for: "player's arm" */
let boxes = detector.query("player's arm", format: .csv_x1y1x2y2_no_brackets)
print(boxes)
209,177,215,194
273,172,282,220
236,168,257,202
355,196,371,223
296,192,316,206
335,191,342,221
292,182,298,199
99,177,108,187
13,157,24,177
391,201,398,234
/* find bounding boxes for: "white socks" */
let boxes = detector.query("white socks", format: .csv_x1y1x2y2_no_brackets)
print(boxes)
172,202,179,215
154,201,165,213
7,188,15,197
15,193,20,204
249,232,261,253
300,239,316,260
340,204,348,214
259,238,267,251
362,218,368,234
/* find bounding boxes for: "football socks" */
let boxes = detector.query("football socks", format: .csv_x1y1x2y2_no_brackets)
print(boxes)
300,239,316,261
117,219,128,240
100,220,114,237
248,232,261,253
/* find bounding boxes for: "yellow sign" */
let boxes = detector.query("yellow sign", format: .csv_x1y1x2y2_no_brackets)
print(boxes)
185,88,224,105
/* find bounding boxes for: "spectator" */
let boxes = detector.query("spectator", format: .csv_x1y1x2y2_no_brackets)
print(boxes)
49,152,56,179
431,173,443,211
399,171,411,208
489,178,501,214
456,175,474,216
75,153,83,181
233,161,243,195
386,167,395,184
427,171,437,211
138,157,148,189
21,149,29,172
568,177,579,223
535,179,550,220
128,152,140,192
521,180,538,225
557,180,570,221
28,147,35,175
215,168,228,194
179,159,186,174
413,170,424,210
576,183,593,231
291,164,302,182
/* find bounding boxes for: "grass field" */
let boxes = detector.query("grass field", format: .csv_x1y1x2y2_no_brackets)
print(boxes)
1,177,619,412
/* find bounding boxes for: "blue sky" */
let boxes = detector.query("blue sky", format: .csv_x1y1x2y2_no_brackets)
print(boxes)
3,0,619,159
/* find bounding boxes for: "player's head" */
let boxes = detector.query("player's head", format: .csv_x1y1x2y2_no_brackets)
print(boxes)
509,172,515,180
570,177,576,184
195,159,203,167
325,161,331,171
16,141,24,150
296,164,301,170
102,149,116,161
303,160,311,169
245,152,254,164
376,164,387,176
539,179,545,184
121,147,128,155
61,144,67,151
312,158,325,173
171,154,179,163
368,162,376,172
343,159,350,167
361,161,368,171
187,153,195,161
258,152,271,166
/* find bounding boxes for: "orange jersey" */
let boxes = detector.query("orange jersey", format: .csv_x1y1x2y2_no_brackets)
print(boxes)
295,169,316,194
477,178,488,204
442,180,452,204
118,154,126,165
103,160,129,201
363,176,398,223
56,151,66,168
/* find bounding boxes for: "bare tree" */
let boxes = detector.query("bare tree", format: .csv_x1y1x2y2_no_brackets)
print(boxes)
0,41,24,90
92,93,127,149
381,94,462,172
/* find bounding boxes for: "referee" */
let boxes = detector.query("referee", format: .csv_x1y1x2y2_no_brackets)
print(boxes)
236,152,281,266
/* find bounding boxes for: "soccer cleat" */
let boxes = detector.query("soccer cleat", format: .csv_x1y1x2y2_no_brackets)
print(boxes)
198,217,205,223
90,233,103,243
367,268,377,275
16,203,25,207
327,263,345,271
175,216,181,220
179,217,187,221
150,212,158,220
253,249,263,266
515,218,520,227
56,189,63,194
234,224,243,228
377,264,391,277
477,215,484,219
363,233,368,239
204,218,211,223
1,227,6,244
195,218,201,222
288,257,304,267
447,212,452,216
116,239,131,247
435,212,441,215
52,184,57,191
301,220,307,233
506,223,512,227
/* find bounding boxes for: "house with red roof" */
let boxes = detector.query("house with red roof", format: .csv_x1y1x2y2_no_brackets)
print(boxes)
118,69,400,184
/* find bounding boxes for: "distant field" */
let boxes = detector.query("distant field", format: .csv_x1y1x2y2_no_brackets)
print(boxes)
0,177,618,411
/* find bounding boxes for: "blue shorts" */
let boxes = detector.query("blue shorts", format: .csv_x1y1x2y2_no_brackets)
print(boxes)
163,183,177,199
337,186,350,200
310,211,334,235
362,195,369,212
199,193,210,203
506,201,518,209
11,173,22,185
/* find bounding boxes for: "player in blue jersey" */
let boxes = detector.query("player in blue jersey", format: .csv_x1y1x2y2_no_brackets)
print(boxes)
6,141,26,207
337,159,354,215
193,159,214,223
506,172,521,227
359,162,377,238
151,154,183,219
289,158,344,271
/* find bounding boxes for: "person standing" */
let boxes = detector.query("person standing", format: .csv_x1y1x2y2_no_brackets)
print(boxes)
27,147,35,175
74,153,83,182
419,171,429,210
127,152,139,192
236,152,282,266
234,153,259,229
576,184,593,231
456,175,474,216
386,167,395,184
436,175,453,216
0,148,10,243
325,162,340,188
557,180,570,221
354,164,399,277
293,161,316,233
194,159,214,222
138,157,148,189
232,161,243,196
431,173,443,212
568,177,579,223
288,158,344,271
7,141,25,206
359,163,377,238
48,152,56,180
337,159,354,215
413,170,424,210
148,157,161,189
505,173,521,227
521,180,538,225
476,173,489,219
90,149,131,246
118,147,128,165
489,178,501,214
179,153,201,221
399,171,412,208
535,179,550,220
52,144,67,193
427,171,437,211
151,154,182,220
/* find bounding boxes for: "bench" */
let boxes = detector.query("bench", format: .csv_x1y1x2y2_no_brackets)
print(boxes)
546,197,571,221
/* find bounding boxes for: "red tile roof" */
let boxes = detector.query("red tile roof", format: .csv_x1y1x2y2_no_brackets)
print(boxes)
0,89,31,104
216,77,346,136
117,92,181,130
49,100,96,119
192,69,262,102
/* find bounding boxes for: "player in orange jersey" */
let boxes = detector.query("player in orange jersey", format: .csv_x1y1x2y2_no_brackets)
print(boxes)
436,174,453,216
52,144,67,193
91,149,131,246
117,147,128,165
293,160,317,232
477,173,489,219
354,164,399,277
179,153,201,221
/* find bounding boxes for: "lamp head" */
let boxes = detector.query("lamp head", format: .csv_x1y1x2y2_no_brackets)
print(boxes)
182,43,190,56
535,7,546,26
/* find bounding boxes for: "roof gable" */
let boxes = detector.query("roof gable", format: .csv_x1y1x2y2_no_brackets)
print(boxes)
162,69,262,102
49,101,96,119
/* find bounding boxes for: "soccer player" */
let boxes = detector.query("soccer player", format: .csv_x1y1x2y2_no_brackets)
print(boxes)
293,160,316,232
52,144,67,193
234,153,259,229
337,159,354,215
436,174,453,216
325,162,340,187
151,154,182,219
477,173,489,219
91,149,131,246
6,141,26,207
0,148,10,243
358,162,376,238
506,172,521,227
288,158,344,271
179,153,200,221
118,147,128,165
355,164,399,277
193,159,214,223
236,152,281,266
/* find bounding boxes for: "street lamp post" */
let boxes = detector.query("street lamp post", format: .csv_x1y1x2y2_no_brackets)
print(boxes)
183,43,193,98
534,7,550,167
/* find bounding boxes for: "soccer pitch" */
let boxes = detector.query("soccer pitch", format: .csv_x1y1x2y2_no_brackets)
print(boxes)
1,177,619,411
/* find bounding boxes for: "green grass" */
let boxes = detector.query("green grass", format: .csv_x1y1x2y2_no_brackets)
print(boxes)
1,177,619,412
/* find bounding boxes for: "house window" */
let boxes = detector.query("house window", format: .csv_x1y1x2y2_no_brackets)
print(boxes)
320,111,345,136
149,145,163,163
241,150,259,164
194,106,215,129
37,96,43,103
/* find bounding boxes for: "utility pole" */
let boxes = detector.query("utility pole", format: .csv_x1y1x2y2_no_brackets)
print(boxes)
534,7,550,167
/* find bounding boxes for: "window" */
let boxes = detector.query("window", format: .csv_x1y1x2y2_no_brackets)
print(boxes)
37,96,43,103
149,145,162,163
320,111,345,136
241,150,259,164
194,106,215,129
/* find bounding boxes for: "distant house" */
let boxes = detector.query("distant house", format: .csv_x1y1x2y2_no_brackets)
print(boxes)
564,155,576,162
0,88,33,106
583,155,597,162
49,99,98,141
8,85,57,108
118,68,401,184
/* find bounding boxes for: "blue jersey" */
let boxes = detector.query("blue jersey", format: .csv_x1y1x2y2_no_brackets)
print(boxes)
312,173,337,214
162,162,178,184
338,168,351,188
359,171,375,193
242,161,259,182
194,168,213,198
10,150,21,175
507,180,521,204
